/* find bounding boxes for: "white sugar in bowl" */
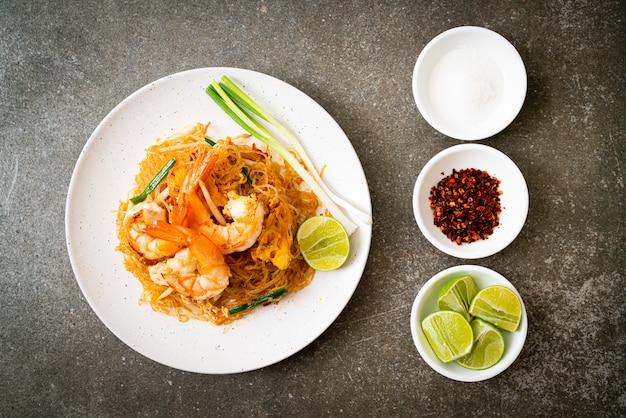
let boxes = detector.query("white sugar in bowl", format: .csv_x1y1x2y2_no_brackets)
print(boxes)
412,26,527,141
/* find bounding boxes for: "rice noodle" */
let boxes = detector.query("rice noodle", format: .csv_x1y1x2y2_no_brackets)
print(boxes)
115,122,318,325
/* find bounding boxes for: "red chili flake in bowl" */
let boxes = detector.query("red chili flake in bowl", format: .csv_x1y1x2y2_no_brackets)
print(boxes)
429,168,502,245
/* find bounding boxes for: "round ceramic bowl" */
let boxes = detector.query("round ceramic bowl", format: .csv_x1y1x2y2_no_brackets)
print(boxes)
412,26,527,140
410,265,528,382
413,143,528,259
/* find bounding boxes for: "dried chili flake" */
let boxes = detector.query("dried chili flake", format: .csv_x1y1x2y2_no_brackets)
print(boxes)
429,168,502,245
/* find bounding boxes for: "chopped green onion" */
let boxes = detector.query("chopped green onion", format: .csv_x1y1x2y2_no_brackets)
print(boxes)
241,167,252,184
130,158,176,204
204,137,216,146
228,287,287,315
206,76,372,235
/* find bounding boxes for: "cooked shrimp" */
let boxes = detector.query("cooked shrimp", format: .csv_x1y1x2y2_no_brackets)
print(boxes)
123,201,181,260
146,222,230,300
199,191,265,254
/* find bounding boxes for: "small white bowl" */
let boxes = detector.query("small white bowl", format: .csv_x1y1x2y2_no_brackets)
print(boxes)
410,265,528,382
413,143,528,259
412,26,527,140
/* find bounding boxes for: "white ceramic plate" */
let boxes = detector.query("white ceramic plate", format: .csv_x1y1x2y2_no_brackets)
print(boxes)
413,143,528,259
412,26,527,140
410,265,527,382
65,68,372,374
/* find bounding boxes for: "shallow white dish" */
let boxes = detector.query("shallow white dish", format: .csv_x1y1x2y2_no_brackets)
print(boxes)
65,67,372,374
413,143,528,259
410,265,527,382
412,26,527,140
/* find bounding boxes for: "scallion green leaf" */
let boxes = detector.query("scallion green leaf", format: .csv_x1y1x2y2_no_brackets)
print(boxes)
129,158,176,204
241,167,252,184
228,287,287,315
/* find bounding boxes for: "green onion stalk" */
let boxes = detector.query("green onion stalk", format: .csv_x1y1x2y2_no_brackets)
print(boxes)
206,76,372,235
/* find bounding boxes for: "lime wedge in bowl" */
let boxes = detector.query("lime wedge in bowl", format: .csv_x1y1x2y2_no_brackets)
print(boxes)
469,285,522,332
421,311,474,363
437,275,479,321
456,318,505,370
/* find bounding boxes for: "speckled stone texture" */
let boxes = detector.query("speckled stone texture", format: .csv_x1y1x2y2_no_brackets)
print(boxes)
1,1,624,416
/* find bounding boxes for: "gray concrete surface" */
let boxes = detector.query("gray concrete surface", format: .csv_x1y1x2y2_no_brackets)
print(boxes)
1,1,624,416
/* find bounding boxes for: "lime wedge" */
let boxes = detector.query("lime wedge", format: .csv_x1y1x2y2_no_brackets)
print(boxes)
421,311,473,363
437,275,479,321
456,318,505,370
469,285,522,332
296,216,350,271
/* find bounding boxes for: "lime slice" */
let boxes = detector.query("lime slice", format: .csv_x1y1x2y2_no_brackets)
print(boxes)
296,216,350,271
456,318,505,370
469,285,522,332
437,275,479,321
421,311,474,363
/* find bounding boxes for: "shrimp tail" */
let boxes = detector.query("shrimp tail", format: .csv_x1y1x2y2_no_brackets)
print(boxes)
184,151,218,193
144,220,190,246
170,151,219,226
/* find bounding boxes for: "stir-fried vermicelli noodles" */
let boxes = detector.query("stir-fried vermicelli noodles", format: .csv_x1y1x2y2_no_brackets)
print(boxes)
116,122,318,325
